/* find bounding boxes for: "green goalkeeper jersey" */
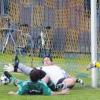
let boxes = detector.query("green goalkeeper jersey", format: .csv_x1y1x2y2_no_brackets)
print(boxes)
16,80,52,95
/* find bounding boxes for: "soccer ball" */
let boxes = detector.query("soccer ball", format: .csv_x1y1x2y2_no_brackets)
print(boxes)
0,74,10,85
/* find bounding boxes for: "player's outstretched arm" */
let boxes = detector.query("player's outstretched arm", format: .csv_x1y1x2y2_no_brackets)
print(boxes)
51,88,70,95
8,91,18,95
3,63,21,72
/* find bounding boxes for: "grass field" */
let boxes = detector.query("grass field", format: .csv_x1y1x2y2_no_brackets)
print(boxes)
0,54,100,100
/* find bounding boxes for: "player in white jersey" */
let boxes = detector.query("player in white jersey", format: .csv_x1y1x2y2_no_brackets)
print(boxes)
41,65,68,86
41,56,84,90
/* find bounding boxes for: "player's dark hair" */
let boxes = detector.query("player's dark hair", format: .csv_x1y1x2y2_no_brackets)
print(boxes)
30,68,46,82
43,55,53,62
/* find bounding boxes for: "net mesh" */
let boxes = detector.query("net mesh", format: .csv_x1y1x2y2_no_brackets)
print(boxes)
0,0,94,79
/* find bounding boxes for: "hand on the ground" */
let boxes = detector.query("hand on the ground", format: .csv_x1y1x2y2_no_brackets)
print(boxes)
8,91,17,95
3,63,14,72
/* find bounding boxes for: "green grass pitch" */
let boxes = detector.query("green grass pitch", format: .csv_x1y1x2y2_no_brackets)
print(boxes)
0,54,100,100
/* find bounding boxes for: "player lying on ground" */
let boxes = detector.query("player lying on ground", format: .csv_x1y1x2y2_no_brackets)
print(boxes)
4,55,84,92
1,71,69,95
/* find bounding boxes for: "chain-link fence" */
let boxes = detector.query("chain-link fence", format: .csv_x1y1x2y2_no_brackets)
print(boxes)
0,0,96,78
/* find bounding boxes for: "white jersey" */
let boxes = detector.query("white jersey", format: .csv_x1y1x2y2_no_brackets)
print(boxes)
39,65,69,85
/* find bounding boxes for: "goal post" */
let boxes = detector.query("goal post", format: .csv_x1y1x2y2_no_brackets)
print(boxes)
91,0,98,88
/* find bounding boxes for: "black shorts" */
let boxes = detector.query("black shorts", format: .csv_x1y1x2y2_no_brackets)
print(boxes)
57,77,74,89
57,78,66,85
56,78,66,90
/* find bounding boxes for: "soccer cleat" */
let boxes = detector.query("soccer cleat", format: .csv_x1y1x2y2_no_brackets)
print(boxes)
3,71,12,83
76,78,84,85
14,55,19,72
3,71,16,85
0,74,10,85
4,71,12,79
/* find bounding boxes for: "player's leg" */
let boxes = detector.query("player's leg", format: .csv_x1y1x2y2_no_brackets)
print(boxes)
62,78,76,89
14,55,33,75
42,75,56,91
56,77,84,91
62,77,84,89
18,63,33,75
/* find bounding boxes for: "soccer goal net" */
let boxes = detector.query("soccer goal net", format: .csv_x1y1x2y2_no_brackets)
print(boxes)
0,0,100,87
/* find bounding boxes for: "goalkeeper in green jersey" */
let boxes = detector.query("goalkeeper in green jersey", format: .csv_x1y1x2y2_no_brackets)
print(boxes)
4,70,69,95
4,70,52,95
